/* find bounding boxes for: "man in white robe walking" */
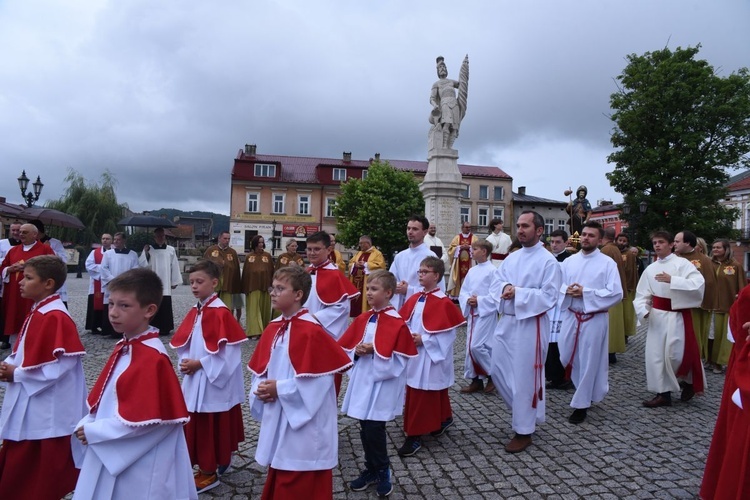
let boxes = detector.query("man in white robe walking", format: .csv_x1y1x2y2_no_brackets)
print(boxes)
634,230,706,407
557,222,623,424
488,211,561,453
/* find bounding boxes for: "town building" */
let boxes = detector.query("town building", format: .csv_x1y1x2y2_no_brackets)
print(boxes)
723,170,750,276
229,145,512,256
511,186,569,240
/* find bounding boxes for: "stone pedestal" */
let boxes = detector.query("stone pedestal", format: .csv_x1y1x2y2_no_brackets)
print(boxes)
420,147,466,245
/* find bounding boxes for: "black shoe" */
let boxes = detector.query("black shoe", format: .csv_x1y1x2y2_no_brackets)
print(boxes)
568,408,588,424
609,353,617,364
642,393,672,407
430,417,454,437
397,436,422,457
680,383,695,402
0,342,11,350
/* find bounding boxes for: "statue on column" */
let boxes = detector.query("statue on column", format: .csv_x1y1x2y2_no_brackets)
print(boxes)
429,55,469,150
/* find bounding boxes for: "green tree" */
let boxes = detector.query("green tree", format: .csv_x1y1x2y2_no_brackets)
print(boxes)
46,169,127,246
606,45,750,246
335,161,424,263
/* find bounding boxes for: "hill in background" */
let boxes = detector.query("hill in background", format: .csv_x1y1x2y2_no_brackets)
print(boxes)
148,208,229,238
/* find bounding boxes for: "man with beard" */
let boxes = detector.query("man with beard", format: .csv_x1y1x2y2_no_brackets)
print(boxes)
488,211,561,453
557,222,623,424
423,223,449,270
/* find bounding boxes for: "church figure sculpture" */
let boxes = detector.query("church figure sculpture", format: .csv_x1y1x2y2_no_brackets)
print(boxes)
564,185,592,237
429,55,469,150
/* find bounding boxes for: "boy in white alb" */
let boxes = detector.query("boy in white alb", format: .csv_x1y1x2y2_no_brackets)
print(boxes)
248,266,352,500
170,260,247,493
0,256,86,499
458,240,498,394
338,270,417,496
397,256,466,457
73,268,196,500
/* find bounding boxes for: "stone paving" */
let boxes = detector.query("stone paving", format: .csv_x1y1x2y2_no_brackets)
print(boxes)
2,273,720,499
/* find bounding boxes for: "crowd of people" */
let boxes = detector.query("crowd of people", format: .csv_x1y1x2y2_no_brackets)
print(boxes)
0,213,748,499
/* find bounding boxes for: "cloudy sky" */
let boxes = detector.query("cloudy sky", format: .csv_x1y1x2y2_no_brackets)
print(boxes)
1,0,748,215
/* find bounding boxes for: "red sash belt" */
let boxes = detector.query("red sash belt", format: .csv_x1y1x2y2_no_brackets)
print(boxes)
564,309,603,381
533,314,544,409
651,296,705,394
491,253,508,260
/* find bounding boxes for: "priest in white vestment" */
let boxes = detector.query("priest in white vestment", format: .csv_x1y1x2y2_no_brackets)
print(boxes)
139,228,182,336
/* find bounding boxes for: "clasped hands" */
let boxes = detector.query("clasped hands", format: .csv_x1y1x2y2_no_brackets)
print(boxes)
254,380,278,404
0,361,15,382
566,283,584,297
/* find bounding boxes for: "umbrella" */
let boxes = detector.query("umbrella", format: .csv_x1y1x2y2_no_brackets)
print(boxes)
19,207,85,229
118,215,177,228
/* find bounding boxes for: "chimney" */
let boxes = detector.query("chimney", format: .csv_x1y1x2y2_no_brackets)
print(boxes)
245,144,257,157
374,153,380,161
518,186,526,195
343,151,352,163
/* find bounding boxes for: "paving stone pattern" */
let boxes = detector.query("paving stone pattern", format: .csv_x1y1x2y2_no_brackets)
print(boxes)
2,274,719,499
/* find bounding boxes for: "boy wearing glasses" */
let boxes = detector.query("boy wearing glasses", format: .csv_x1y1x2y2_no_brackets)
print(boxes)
248,266,352,500
397,257,465,457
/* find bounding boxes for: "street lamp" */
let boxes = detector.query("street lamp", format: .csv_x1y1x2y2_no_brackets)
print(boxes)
18,170,44,207
621,200,648,245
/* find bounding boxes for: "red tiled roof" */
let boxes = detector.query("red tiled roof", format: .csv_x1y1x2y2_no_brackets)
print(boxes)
232,151,511,183
729,175,750,191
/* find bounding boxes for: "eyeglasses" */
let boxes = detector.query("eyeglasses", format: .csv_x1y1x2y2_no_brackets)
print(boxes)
268,286,291,295
416,269,437,275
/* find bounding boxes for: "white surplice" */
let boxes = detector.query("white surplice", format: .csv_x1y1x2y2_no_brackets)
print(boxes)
388,243,440,310
304,263,351,340
138,246,181,295
488,242,562,435
634,253,705,393
557,249,623,409
341,310,409,421
458,261,497,379
100,249,140,303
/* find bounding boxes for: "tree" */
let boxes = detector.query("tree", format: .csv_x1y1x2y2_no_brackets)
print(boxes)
45,169,127,246
335,161,425,263
606,45,750,246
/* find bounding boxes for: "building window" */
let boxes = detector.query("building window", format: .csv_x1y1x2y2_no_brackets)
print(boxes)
298,194,310,215
492,207,504,221
254,163,276,177
333,168,347,181
362,169,368,179
460,185,470,198
247,193,259,213
557,219,567,231
326,197,337,218
479,185,489,200
478,207,489,228
544,218,554,235
460,206,470,223
272,193,285,214
494,186,504,201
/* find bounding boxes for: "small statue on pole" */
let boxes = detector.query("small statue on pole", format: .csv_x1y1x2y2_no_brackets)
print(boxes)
564,185,592,246
429,55,469,150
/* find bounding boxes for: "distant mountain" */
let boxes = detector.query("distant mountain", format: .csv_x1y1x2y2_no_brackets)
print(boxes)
148,208,229,237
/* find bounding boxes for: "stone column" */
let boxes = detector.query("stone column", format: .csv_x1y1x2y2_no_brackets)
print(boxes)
420,147,466,245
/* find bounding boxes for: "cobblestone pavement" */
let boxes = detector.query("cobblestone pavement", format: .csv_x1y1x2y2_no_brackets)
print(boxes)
2,274,720,499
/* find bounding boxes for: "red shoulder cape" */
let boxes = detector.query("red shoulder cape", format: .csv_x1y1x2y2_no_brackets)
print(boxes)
338,308,418,359
310,266,360,305
16,296,85,369
248,313,352,377
170,296,247,353
88,330,189,425
399,291,466,333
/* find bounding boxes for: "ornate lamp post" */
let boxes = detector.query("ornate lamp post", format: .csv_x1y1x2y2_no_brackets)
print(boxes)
18,170,44,207
621,200,648,245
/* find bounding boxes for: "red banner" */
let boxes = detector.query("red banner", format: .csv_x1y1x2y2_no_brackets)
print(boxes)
282,224,320,238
